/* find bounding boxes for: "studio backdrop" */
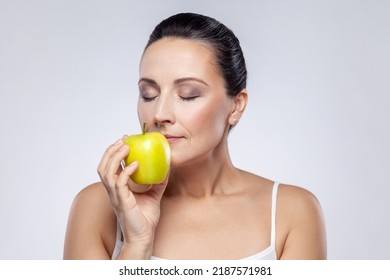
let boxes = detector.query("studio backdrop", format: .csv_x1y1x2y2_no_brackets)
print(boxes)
0,0,389,259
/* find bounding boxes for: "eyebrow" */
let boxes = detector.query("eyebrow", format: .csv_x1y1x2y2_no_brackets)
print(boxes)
138,78,159,87
138,77,209,88
174,77,210,87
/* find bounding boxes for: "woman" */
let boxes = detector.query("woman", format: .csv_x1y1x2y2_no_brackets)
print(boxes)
63,13,326,260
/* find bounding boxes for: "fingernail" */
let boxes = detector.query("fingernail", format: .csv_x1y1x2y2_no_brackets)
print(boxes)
114,139,123,145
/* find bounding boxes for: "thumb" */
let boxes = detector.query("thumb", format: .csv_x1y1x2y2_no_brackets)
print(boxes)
148,169,170,201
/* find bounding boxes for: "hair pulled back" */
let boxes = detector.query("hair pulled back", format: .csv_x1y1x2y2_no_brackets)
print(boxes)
145,13,247,97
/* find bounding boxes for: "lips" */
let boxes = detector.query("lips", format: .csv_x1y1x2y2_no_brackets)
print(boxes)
163,134,184,143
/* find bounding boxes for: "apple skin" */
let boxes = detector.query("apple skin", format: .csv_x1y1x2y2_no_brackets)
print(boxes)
123,131,171,185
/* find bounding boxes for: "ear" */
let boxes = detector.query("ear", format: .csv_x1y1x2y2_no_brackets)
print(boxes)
229,89,248,126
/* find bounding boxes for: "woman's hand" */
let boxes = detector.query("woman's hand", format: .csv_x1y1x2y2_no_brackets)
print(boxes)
97,136,169,259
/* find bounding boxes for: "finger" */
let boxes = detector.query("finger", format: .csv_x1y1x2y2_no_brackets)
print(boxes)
117,136,129,175
116,161,139,187
129,183,152,194
97,135,129,182
148,169,171,201
115,161,139,204
104,159,137,207
105,144,130,183
97,138,124,178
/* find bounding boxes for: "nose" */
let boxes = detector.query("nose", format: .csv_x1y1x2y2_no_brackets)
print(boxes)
153,94,175,128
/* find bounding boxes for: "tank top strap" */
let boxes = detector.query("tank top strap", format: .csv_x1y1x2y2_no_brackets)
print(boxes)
116,219,122,241
270,181,279,244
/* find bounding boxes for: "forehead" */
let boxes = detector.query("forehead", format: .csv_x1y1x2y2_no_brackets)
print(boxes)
139,37,220,80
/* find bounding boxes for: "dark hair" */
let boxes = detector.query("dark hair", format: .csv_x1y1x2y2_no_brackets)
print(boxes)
145,13,247,97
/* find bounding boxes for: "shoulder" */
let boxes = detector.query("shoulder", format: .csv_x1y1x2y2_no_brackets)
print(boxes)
72,182,109,206
243,174,322,219
69,182,116,230
69,182,114,220
64,182,117,259
277,184,322,215
237,173,326,258
276,183,327,259
237,171,321,212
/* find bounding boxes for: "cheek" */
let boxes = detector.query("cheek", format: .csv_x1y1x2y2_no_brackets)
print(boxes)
137,97,230,136
137,101,153,125
184,100,228,136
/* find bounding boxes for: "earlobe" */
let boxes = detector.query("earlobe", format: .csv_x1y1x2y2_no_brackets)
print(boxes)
229,115,238,125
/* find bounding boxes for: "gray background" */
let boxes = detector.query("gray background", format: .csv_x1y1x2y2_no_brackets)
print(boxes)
1,0,389,259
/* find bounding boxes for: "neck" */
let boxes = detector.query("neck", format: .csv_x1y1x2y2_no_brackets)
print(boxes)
165,138,238,198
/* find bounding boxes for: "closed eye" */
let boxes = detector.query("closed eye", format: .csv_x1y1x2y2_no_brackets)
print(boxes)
180,96,198,101
141,95,157,102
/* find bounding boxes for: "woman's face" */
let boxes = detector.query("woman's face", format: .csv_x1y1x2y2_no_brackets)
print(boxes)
138,37,235,167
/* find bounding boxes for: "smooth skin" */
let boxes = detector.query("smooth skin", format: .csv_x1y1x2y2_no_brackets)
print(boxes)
63,38,326,260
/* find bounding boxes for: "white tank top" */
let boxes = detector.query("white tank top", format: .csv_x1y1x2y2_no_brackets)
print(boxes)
112,182,279,260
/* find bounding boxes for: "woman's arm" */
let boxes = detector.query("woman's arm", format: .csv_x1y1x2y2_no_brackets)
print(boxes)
64,137,169,260
63,183,116,259
278,185,327,260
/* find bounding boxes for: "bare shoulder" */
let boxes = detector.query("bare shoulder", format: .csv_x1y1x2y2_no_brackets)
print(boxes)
242,173,323,220
276,183,327,259
72,182,110,207
64,182,117,259
70,182,115,221
278,184,323,213
277,184,325,230
238,171,321,212
237,172,326,259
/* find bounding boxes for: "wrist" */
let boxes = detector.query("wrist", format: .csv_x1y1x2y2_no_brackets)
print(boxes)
116,240,154,260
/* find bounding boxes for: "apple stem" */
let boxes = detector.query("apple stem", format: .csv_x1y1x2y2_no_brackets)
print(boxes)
142,123,147,135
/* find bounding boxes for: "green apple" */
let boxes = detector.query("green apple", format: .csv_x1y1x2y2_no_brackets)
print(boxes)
123,123,171,185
